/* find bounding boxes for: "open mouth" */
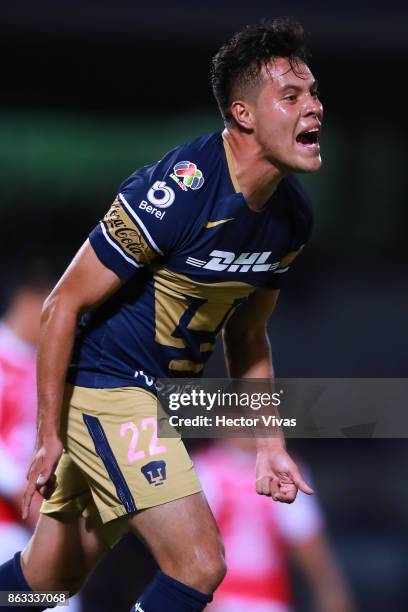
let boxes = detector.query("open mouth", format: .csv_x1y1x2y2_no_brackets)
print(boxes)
296,128,320,147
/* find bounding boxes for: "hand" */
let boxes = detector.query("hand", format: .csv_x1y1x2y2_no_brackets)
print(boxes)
22,435,63,520
256,447,313,503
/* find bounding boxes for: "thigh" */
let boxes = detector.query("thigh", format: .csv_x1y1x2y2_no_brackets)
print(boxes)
65,385,202,527
128,491,224,575
21,512,108,591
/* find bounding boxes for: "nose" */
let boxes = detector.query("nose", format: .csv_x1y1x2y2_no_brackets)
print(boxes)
304,94,323,121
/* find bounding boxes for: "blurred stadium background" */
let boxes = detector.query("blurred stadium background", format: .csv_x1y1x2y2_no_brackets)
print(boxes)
1,1,407,610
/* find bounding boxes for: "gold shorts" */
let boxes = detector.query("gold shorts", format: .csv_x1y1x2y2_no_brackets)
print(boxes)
41,385,201,546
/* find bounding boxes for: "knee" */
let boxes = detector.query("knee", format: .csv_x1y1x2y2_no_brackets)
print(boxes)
21,550,87,596
205,550,227,591
187,543,227,593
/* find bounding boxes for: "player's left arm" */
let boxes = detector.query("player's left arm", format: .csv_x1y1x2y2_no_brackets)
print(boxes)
222,288,313,504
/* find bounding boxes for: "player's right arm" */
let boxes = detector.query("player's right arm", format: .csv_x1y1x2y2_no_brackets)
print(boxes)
22,240,123,520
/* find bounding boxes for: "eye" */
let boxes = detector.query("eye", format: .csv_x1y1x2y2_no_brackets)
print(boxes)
284,94,297,102
311,89,320,98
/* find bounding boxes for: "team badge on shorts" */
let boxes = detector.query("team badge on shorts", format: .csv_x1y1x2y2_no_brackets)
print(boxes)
141,460,167,486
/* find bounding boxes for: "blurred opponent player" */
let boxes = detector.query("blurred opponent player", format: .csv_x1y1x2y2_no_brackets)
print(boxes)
0,19,323,611
0,271,47,560
0,267,82,612
195,440,356,612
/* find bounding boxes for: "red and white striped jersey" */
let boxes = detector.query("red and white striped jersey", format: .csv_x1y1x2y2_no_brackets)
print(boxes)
0,323,37,524
194,444,323,611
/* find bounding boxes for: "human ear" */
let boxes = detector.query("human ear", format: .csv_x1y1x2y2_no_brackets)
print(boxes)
230,100,254,130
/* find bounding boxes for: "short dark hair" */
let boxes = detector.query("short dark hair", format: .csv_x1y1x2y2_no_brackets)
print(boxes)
211,19,309,123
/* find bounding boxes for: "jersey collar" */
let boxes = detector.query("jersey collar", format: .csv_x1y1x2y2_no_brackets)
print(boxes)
222,134,241,193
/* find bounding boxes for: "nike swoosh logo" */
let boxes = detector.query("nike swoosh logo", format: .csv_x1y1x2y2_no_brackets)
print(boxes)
205,218,235,229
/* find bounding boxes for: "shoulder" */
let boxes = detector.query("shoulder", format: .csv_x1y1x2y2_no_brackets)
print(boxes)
275,491,324,543
88,132,227,279
120,131,225,201
117,131,227,246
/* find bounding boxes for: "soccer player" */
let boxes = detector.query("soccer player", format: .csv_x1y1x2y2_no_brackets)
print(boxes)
0,269,49,560
0,268,82,611
0,18,323,612
195,440,356,612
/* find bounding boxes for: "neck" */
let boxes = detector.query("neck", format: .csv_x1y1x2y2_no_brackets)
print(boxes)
222,126,286,211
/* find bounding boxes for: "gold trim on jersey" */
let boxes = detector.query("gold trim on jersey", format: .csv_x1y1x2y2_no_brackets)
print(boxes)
200,342,215,352
152,265,255,372
278,245,305,269
151,265,254,301
103,198,156,264
222,134,241,193
169,360,204,373
205,218,235,229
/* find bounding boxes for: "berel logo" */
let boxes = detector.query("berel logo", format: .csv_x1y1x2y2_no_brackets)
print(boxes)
139,200,166,220
187,250,284,273
146,181,175,208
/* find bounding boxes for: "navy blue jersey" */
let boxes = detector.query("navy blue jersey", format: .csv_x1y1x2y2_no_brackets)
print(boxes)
68,132,312,392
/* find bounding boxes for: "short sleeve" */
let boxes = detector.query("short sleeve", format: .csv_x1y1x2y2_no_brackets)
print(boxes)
89,194,161,280
275,489,324,543
89,154,194,280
